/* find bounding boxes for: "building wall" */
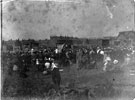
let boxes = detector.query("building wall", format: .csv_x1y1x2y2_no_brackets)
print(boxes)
115,31,135,48
50,36,112,48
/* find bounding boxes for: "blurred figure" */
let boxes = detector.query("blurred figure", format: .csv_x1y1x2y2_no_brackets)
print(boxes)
51,62,61,92
44,59,61,92
125,54,131,65
103,53,111,71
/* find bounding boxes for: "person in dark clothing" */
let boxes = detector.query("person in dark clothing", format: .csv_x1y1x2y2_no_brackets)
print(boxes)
19,53,28,78
51,62,61,92
44,58,61,91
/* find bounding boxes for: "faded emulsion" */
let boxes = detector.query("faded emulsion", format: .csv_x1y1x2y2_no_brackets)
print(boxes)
1,0,135,100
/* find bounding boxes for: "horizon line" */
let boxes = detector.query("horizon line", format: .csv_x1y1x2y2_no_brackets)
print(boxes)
2,35,117,41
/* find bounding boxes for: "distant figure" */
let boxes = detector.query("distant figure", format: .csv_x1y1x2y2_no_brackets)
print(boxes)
76,49,83,69
43,59,52,75
51,62,61,92
103,54,111,71
36,59,39,65
13,64,18,71
125,54,131,65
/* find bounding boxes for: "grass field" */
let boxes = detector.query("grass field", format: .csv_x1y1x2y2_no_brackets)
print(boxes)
1,60,135,100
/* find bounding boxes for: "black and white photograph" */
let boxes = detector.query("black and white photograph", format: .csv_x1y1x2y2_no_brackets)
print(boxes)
1,0,135,100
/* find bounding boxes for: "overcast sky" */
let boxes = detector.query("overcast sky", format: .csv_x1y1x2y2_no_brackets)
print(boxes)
2,0,135,40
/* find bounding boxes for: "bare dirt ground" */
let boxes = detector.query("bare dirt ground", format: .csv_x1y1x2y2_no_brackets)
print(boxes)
1,60,135,100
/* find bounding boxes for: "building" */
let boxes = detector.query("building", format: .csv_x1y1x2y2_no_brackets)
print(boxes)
38,39,50,48
114,31,135,49
50,36,73,46
50,35,115,48
101,37,116,48
22,39,39,50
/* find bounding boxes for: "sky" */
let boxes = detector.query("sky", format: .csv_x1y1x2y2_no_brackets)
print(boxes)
2,0,135,40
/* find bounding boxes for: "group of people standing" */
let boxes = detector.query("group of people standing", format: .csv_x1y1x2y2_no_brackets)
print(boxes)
2,45,135,93
76,46,135,71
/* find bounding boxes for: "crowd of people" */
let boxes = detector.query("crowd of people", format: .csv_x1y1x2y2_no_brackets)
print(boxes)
76,46,135,71
2,44,135,92
2,44,135,72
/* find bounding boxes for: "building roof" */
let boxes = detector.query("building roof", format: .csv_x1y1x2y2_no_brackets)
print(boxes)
117,31,135,41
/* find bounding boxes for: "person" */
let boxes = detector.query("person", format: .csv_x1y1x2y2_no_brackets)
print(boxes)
51,61,61,92
125,54,131,65
44,59,61,92
103,53,111,71
43,58,52,75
